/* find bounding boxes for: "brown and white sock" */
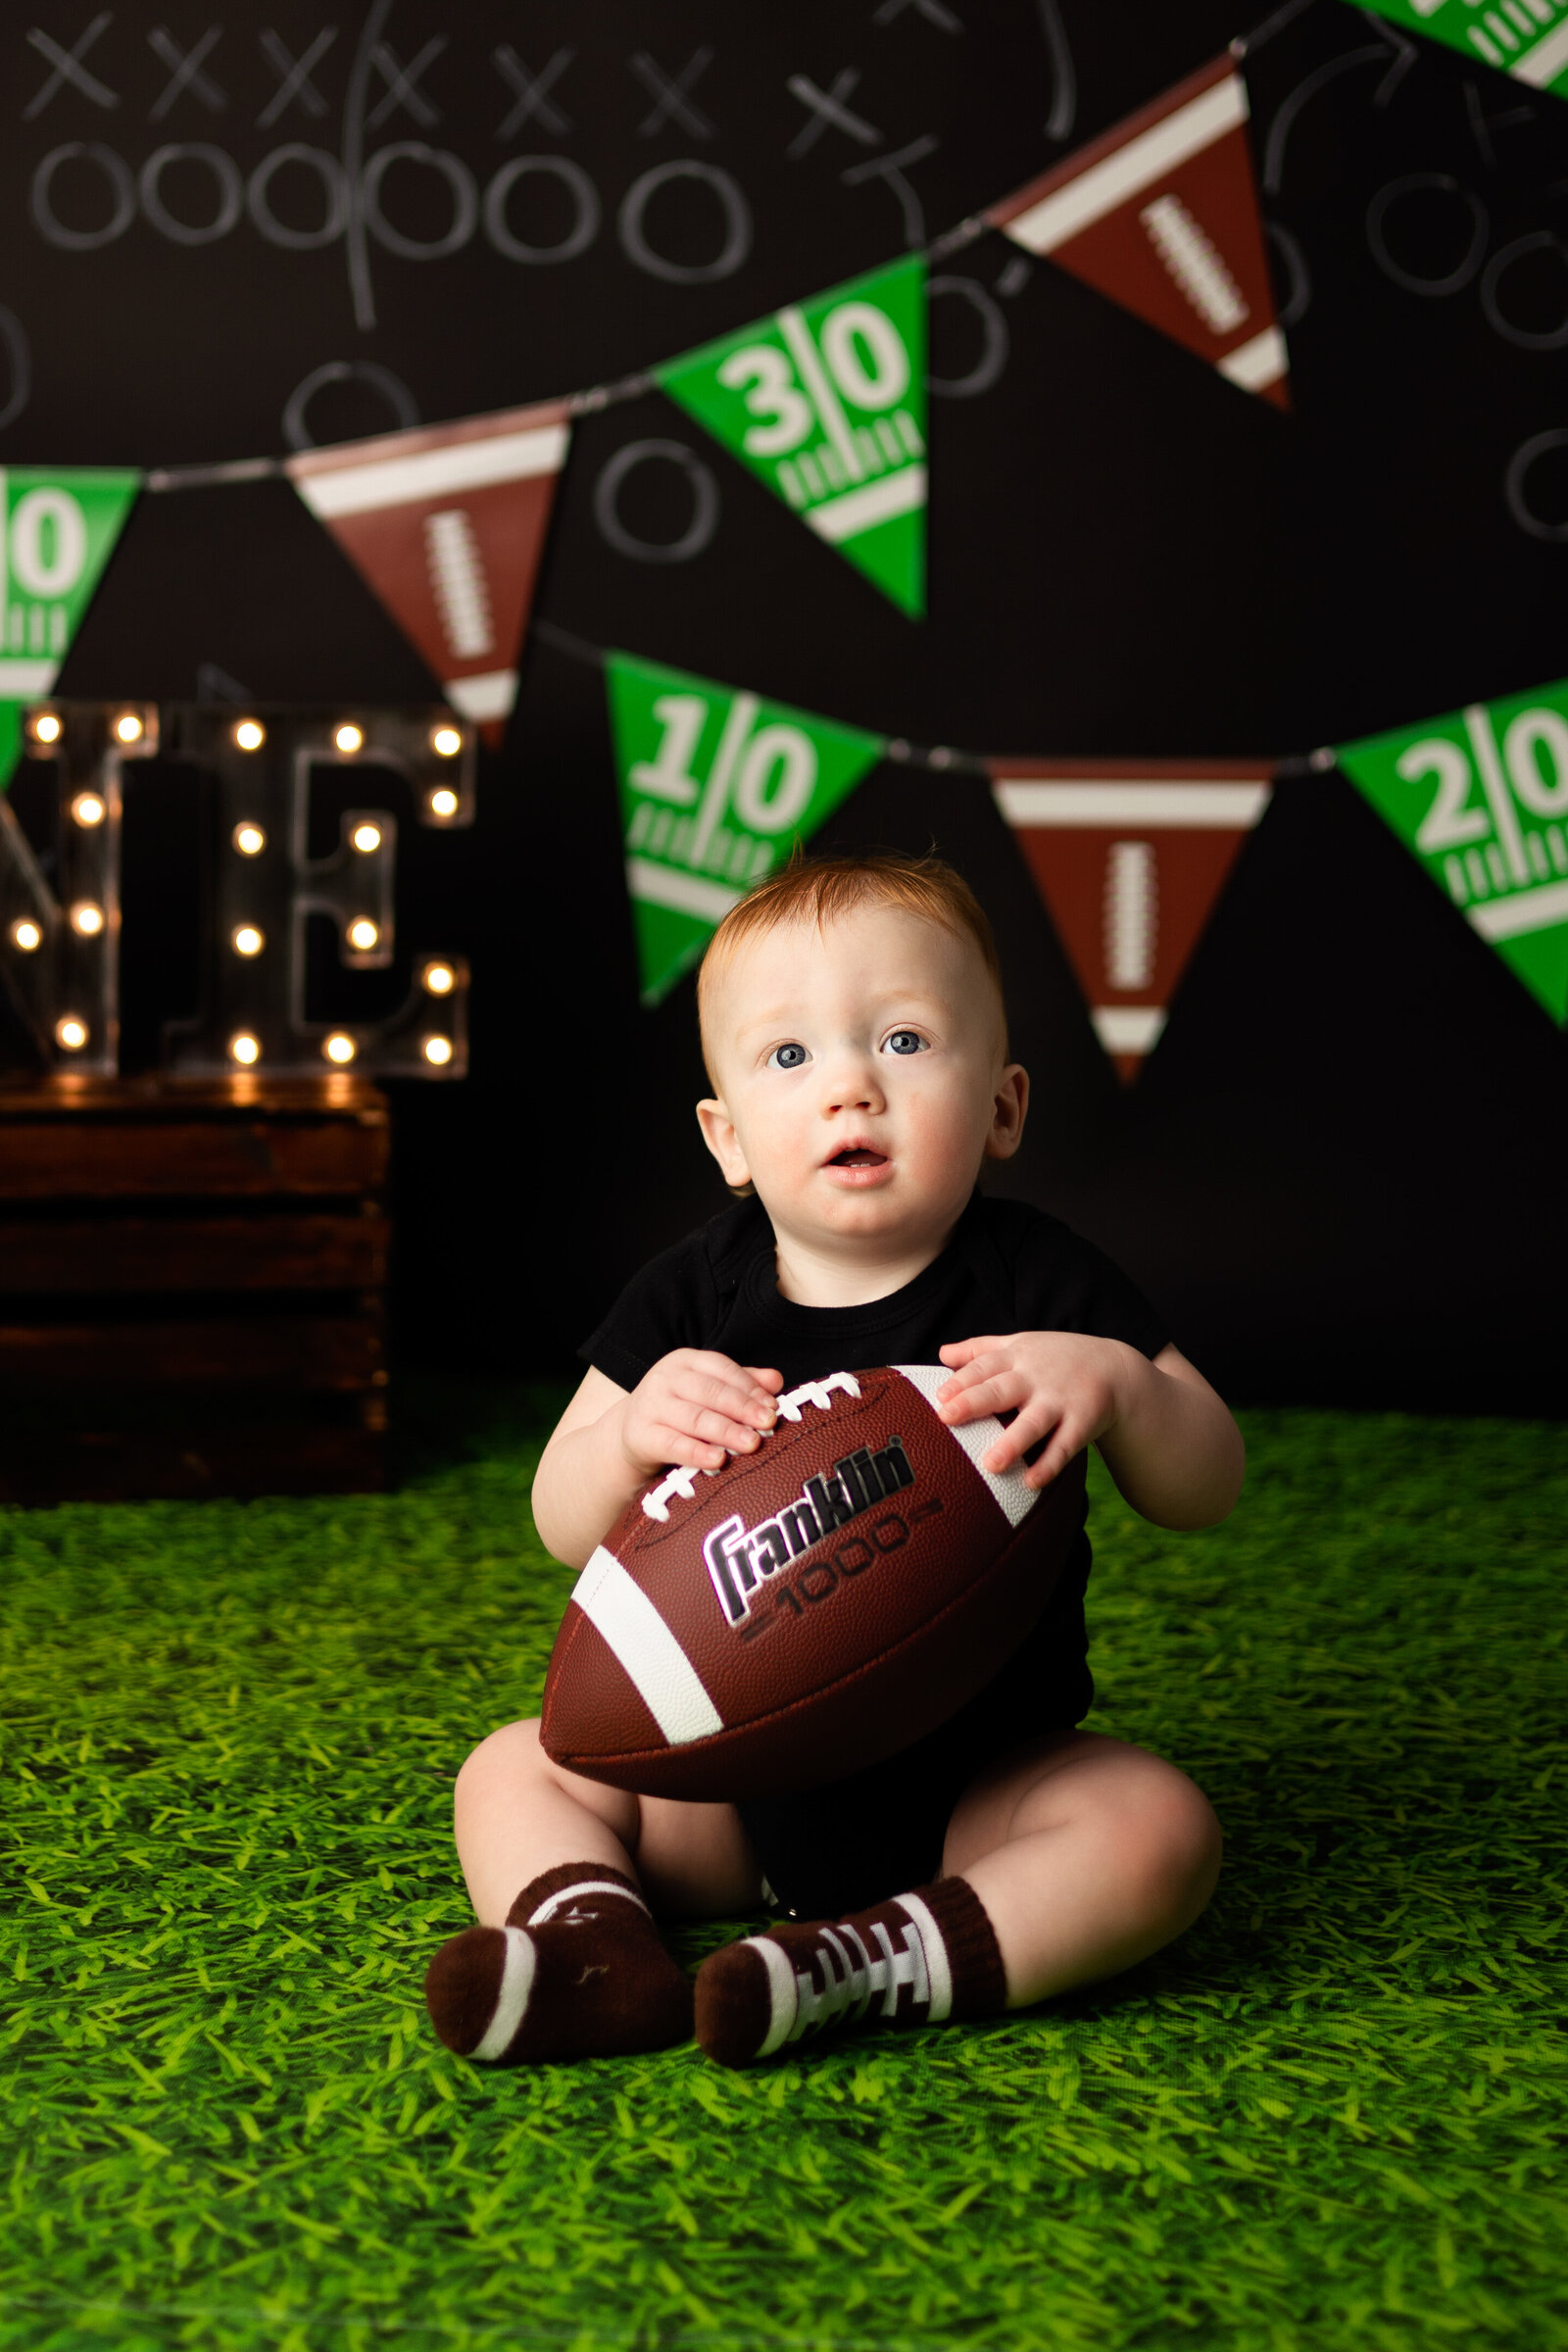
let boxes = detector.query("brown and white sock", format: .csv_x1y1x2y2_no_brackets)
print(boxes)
695,1876,1006,2068
424,1861,693,2064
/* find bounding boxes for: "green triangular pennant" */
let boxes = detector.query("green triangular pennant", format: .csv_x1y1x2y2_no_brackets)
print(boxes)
606,653,886,1005
1352,0,1568,98
0,466,141,789
1337,677,1568,1021
657,256,927,617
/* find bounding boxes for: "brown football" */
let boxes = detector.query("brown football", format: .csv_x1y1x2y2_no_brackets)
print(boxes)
540,1365,1087,1800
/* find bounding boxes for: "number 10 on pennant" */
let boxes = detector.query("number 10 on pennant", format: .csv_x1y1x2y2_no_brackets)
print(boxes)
1337,681,1568,1021
605,654,886,1007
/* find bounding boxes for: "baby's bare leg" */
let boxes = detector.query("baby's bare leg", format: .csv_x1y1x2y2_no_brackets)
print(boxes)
944,1729,1222,2009
426,1720,760,2066
454,1717,760,1924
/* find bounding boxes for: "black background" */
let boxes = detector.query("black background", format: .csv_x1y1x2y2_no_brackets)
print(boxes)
3,0,1566,1408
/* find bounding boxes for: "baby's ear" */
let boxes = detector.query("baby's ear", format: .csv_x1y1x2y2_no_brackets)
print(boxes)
696,1097,752,1190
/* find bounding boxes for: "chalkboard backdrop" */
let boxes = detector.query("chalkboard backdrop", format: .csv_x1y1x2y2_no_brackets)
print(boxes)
4,0,1566,1410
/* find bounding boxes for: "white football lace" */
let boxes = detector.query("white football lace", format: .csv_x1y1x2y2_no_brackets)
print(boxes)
785,1916,931,2041
640,1370,862,1521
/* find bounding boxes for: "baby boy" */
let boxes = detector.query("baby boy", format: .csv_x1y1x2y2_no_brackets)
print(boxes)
424,853,1243,2068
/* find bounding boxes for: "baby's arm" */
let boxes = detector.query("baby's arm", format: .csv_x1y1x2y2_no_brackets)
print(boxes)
532,1354,783,1568
936,1335,1244,1530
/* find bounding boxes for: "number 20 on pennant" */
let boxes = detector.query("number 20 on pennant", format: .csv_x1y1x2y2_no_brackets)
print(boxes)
1340,685,1568,1020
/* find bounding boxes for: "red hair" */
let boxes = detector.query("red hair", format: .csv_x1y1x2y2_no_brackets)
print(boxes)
697,850,1006,1073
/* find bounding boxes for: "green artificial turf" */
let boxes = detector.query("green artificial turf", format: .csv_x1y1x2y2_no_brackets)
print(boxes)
1,1393,1564,2352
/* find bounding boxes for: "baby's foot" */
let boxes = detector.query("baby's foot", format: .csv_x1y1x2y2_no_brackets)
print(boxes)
696,1879,1004,2067
425,1862,692,2063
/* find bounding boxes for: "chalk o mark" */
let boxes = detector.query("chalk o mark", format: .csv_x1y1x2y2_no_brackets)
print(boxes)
282,360,419,451
617,160,751,283
1265,221,1311,328
1505,427,1568,541
248,144,350,250
1262,43,1390,196
0,309,32,432
1482,231,1568,351
594,438,720,563
29,141,136,251
1033,0,1076,141
926,274,1008,398
484,155,600,264
139,144,244,247
363,141,477,260
1366,172,1488,297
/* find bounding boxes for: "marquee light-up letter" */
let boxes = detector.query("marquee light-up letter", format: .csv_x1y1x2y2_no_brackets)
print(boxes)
162,705,472,1078
0,703,158,1073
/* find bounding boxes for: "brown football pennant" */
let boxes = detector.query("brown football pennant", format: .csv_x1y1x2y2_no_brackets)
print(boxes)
287,400,571,746
988,56,1289,409
991,758,1275,1080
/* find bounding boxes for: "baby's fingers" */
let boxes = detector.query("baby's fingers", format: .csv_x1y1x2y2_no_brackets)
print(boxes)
939,1360,1024,1425
641,1424,729,1475
1018,1419,1087,1492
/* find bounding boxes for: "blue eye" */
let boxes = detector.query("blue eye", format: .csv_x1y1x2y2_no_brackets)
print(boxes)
768,1041,809,1070
884,1030,925,1055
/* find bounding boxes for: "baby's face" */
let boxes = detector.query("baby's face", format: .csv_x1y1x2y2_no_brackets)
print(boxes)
697,904,1025,1262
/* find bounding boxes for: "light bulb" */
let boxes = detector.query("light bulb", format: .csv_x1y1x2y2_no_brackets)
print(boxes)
351,822,381,854
72,792,105,828
12,919,42,953
55,1015,88,1052
228,1031,262,1066
233,822,266,856
234,718,266,751
422,1035,453,1066
116,712,143,744
421,961,455,996
70,902,104,937
31,711,61,745
431,725,463,758
322,1033,357,1064
334,722,364,755
428,787,460,819
348,918,378,951
232,926,264,957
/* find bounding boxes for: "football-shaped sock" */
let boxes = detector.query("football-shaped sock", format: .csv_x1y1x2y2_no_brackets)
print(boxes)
424,1860,693,2064
695,1875,1006,2068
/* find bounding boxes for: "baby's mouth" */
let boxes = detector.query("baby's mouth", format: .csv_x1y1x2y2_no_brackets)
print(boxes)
827,1148,888,1167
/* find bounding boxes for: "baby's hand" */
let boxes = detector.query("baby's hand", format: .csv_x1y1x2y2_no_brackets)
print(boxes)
936,1332,1134,1492
617,1350,783,1483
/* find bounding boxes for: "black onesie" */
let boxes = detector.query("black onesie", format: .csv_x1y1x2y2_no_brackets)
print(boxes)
581,1192,1168,1919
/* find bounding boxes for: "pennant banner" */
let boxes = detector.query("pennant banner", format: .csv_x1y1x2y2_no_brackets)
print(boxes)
992,757,1274,1078
1353,0,1568,96
607,654,886,1005
0,467,141,790
1337,680,1568,1021
287,401,570,748
990,58,1289,409
657,257,927,616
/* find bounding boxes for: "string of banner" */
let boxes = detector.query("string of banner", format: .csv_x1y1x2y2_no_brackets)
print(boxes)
3,8,1566,1080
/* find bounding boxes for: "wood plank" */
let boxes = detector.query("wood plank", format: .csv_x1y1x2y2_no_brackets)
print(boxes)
0,1074,387,1117
0,1119,388,1200
0,1422,387,1504
0,1214,389,1293
0,1314,384,1388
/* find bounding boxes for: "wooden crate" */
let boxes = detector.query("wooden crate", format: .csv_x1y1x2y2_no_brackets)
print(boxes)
0,1075,391,1503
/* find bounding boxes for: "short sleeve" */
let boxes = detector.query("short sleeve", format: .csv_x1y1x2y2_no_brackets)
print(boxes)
1006,1208,1170,1359
578,1229,715,1394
